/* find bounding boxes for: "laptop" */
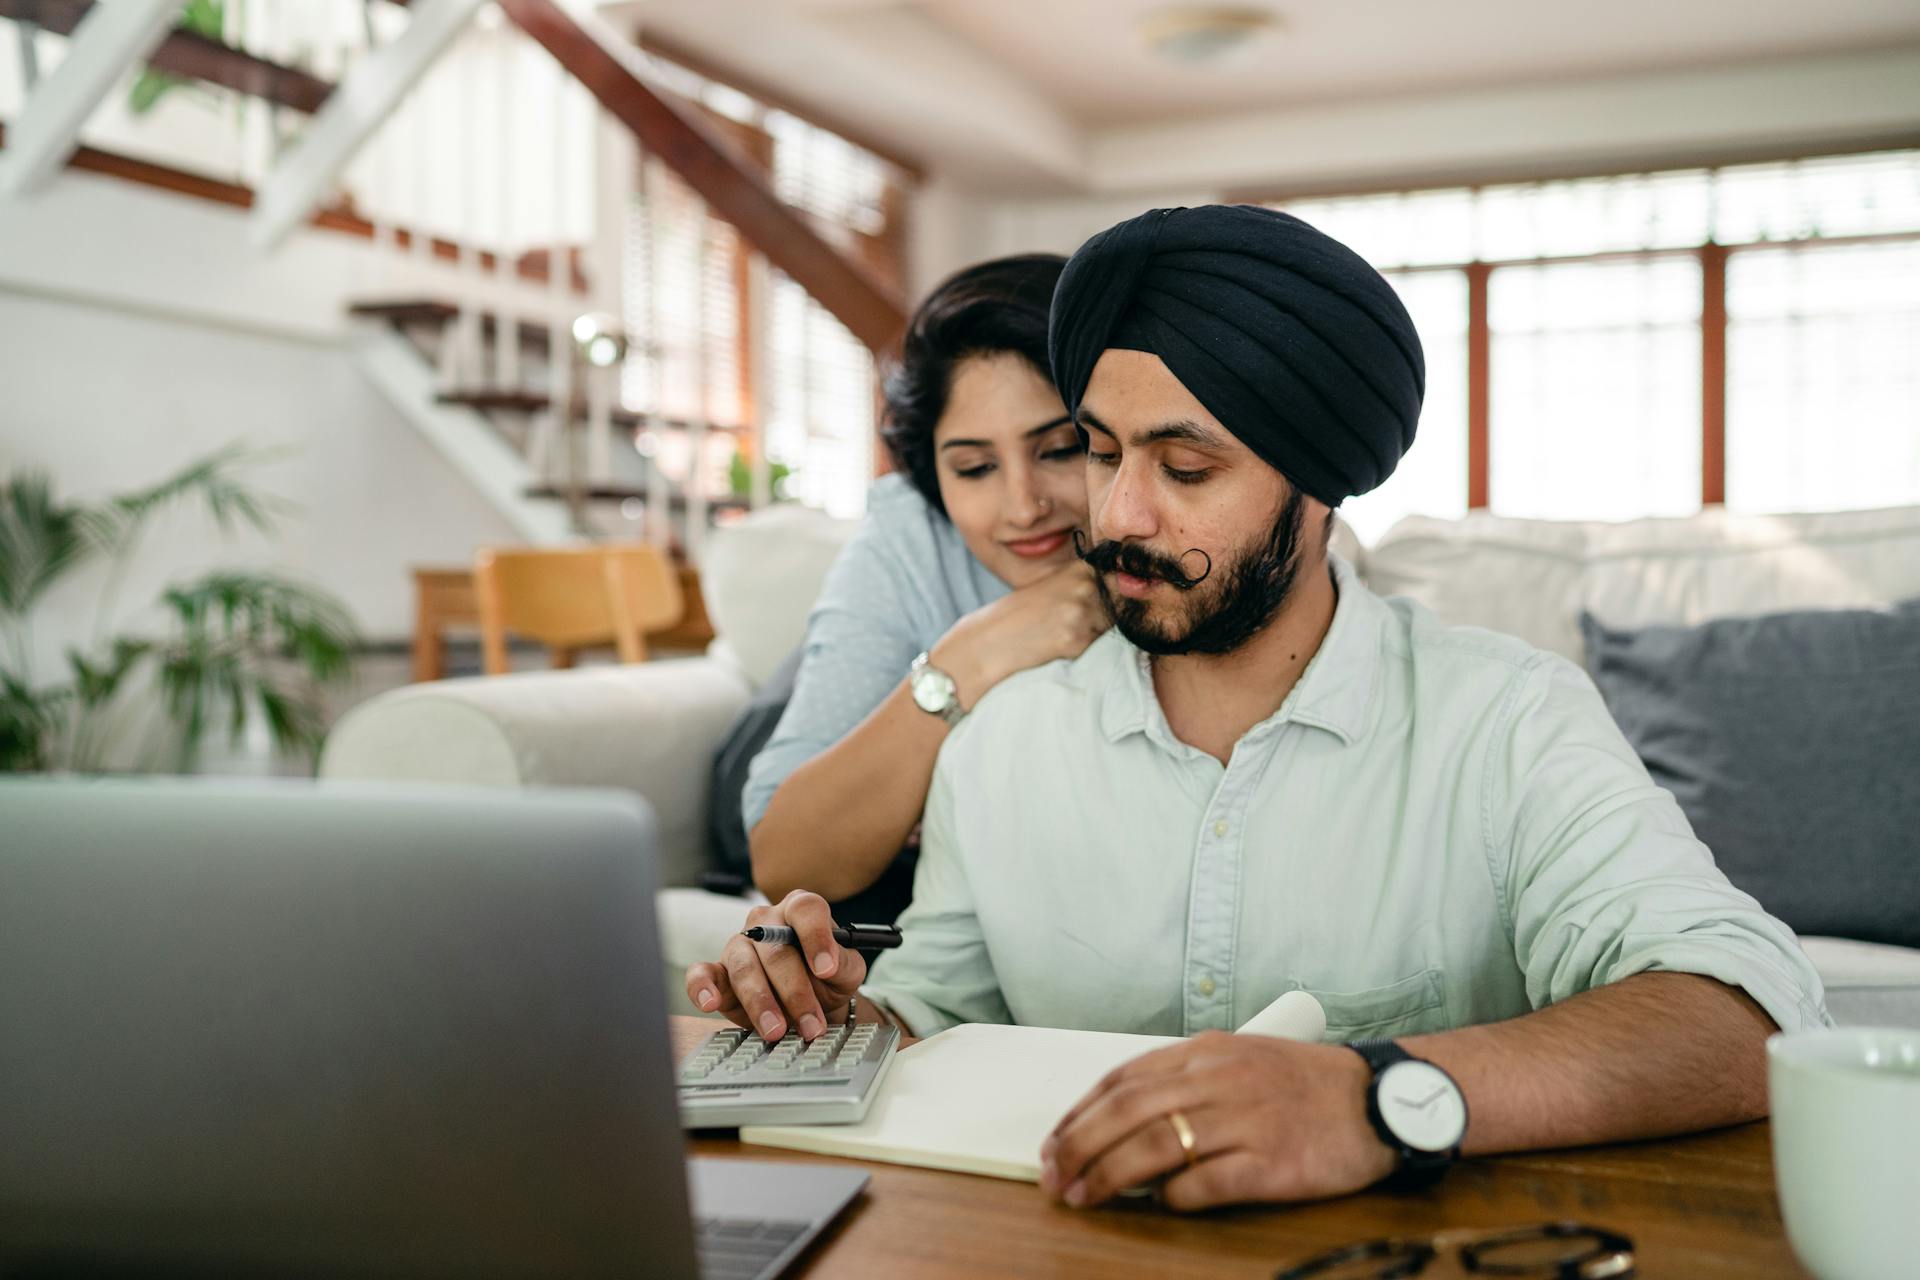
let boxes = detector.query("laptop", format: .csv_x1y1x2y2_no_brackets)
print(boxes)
0,777,866,1279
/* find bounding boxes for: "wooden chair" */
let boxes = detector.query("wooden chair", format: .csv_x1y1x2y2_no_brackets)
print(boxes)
472,544,685,676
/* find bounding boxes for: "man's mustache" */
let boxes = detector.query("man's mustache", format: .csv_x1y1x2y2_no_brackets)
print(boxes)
1072,530,1213,590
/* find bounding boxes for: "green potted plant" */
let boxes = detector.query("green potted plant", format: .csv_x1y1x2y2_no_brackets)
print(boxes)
728,450,792,502
0,445,359,775
128,0,228,116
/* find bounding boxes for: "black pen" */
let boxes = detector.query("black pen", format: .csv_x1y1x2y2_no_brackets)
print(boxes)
741,923,904,950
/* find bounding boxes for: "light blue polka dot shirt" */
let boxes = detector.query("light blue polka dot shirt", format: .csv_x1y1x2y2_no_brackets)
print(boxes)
742,473,1010,834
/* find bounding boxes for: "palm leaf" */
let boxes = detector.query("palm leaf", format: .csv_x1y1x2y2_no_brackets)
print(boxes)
0,669,68,772
167,572,358,679
155,570,359,768
2,438,360,777
0,473,91,616
255,682,325,758
78,444,294,557
66,638,153,709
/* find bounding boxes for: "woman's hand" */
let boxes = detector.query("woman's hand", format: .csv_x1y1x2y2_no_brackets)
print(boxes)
931,560,1108,709
684,891,868,1042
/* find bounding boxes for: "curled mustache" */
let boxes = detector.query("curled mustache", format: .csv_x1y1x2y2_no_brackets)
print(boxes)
1072,529,1213,590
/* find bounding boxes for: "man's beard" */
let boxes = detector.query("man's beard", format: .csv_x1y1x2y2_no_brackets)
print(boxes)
1078,488,1309,657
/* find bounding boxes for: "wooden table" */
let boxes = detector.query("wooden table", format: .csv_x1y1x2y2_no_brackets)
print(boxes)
409,564,716,681
672,1017,1808,1278
411,568,483,682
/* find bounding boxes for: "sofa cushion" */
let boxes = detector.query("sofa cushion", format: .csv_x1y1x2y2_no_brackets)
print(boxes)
1799,936,1920,1029
702,504,857,687
1580,602,1920,950
701,505,1357,685
319,659,751,889
1366,504,1920,664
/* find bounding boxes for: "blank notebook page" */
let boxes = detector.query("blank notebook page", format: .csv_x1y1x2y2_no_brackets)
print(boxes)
738,1023,1179,1181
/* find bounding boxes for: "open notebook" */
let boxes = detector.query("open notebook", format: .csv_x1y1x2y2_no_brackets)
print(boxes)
739,990,1325,1181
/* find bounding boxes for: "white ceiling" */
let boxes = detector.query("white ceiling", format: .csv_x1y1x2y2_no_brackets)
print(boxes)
798,0,1920,127
606,0,1920,193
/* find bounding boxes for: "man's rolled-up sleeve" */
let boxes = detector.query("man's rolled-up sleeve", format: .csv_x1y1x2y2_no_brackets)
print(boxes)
1489,653,1831,1034
858,751,1011,1037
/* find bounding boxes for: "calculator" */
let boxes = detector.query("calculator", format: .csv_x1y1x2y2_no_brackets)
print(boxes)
678,1019,902,1129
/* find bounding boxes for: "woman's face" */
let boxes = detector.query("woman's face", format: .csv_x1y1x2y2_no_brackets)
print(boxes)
932,353,1089,589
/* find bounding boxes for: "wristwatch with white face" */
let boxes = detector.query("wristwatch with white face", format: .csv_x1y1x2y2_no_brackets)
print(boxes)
1349,1039,1468,1188
908,652,965,726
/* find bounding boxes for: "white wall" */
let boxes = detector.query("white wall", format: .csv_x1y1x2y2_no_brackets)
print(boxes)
908,181,1216,296
0,172,526,683
0,290,521,670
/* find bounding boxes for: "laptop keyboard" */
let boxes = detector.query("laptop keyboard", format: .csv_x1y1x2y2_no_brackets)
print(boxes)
695,1215,813,1280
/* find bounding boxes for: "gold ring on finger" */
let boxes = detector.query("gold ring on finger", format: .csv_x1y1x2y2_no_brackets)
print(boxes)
1166,1109,1198,1167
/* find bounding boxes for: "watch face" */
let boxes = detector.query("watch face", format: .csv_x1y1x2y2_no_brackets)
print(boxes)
1376,1060,1466,1153
911,667,954,714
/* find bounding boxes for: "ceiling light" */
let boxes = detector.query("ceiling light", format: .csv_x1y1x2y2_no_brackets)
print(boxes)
1137,5,1281,67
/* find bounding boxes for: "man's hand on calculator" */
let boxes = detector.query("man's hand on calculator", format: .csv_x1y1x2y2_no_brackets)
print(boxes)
685,890,867,1042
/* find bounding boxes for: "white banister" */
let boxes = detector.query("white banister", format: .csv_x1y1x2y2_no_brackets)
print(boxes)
454,47,484,393
641,153,672,551
492,30,520,393
747,249,773,510
537,68,573,501
0,0,184,197
586,104,626,490
685,209,712,563
250,0,486,251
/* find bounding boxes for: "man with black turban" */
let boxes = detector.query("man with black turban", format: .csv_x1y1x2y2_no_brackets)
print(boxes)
686,206,1826,1214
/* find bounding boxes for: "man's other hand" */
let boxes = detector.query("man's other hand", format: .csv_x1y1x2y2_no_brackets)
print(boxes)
1039,1032,1397,1210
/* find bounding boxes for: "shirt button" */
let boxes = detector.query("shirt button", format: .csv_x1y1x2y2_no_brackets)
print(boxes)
1196,975,1216,997
1212,820,1229,837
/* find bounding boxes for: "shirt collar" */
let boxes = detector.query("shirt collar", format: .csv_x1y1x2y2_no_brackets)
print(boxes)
1091,552,1381,749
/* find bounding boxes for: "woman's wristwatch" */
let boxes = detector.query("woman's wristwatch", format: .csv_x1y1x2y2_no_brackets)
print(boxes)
908,652,966,726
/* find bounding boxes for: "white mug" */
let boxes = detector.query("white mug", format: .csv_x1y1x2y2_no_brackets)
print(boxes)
1768,1027,1920,1280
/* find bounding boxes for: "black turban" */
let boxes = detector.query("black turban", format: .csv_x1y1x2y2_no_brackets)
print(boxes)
1048,204,1424,506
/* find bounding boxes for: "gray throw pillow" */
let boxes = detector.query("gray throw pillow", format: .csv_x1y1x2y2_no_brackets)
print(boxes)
1580,601,1920,950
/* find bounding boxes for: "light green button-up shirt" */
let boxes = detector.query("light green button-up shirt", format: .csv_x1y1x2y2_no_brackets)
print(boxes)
863,555,1830,1042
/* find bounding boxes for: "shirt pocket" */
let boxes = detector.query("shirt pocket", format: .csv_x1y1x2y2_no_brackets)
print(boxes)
1304,968,1449,1041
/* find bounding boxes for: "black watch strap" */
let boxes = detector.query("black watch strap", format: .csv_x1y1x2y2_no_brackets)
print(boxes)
1349,1038,1413,1074
1348,1039,1460,1190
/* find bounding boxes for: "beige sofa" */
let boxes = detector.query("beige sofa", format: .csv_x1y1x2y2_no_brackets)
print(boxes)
320,501,1920,1027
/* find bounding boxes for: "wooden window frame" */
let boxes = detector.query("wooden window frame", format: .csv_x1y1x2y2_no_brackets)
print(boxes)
1315,189,1920,512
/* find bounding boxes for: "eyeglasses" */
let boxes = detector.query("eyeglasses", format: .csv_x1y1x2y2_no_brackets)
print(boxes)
1274,1221,1636,1280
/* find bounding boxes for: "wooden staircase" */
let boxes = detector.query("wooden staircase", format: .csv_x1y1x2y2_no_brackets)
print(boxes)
350,300,556,354
433,389,745,439
4,0,902,549
351,296,748,542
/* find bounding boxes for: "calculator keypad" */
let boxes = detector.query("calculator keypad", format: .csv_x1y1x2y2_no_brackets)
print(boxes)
678,1019,901,1127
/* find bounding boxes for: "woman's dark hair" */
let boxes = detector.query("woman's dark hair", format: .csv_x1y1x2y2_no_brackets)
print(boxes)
880,253,1068,517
